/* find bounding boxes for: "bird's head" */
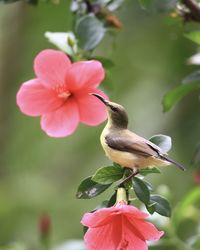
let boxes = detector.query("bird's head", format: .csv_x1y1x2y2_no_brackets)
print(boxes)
92,93,128,129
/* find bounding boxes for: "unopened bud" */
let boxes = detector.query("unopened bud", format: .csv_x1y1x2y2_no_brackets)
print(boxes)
106,15,122,29
39,213,51,238
194,171,200,185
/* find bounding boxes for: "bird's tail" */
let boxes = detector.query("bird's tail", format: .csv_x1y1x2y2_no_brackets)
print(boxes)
160,154,186,171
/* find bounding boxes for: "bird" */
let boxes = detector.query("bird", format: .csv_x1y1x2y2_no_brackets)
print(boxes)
92,93,185,173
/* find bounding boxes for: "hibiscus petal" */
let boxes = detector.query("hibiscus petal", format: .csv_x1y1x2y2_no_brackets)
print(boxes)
40,98,79,137
84,223,119,250
76,89,108,126
16,79,63,116
65,60,105,91
81,206,115,228
130,218,164,241
120,218,148,250
117,202,149,219
34,49,71,88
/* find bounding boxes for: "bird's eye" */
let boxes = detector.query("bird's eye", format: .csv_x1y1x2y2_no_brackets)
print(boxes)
111,106,118,112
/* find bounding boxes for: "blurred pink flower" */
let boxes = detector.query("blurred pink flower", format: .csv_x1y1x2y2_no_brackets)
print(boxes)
81,202,164,250
16,49,107,137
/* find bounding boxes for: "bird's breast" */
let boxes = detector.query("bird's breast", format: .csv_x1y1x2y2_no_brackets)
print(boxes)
100,131,139,168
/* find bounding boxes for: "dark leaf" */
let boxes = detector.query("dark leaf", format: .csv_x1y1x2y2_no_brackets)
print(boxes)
143,180,154,191
92,165,124,184
150,195,171,217
107,192,117,207
146,201,156,214
139,167,161,176
76,14,105,51
132,177,150,204
149,134,172,153
76,176,111,199
162,82,200,112
182,71,200,84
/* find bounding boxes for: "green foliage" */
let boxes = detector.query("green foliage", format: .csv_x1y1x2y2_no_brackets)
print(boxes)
149,134,172,153
139,167,161,176
185,31,200,45
162,82,200,112
76,176,111,199
147,195,171,217
132,177,150,204
76,14,106,51
92,165,124,184
107,192,117,207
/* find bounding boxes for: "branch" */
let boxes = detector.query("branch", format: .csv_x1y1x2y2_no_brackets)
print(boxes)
183,0,200,21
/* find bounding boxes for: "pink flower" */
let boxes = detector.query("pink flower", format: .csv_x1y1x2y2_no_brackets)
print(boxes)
81,202,164,250
16,49,107,137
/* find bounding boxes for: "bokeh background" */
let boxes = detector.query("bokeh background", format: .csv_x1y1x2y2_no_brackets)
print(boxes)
0,0,199,249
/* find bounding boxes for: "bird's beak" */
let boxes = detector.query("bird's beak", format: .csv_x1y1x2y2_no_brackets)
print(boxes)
91,93,109,106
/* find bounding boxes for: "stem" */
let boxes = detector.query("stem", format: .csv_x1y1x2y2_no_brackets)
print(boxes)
116,187,128,204
183,0,200,21
118,169,139,187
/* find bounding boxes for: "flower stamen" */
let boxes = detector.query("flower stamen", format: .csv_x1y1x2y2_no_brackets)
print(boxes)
54,84,71,100
58,91,71,99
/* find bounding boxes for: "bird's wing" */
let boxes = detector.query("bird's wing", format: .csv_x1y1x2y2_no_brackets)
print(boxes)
105,134,159,158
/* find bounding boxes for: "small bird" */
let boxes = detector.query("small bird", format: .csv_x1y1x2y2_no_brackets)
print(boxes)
92,93,185,172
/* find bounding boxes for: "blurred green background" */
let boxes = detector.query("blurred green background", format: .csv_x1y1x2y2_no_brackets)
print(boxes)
0,0,199,249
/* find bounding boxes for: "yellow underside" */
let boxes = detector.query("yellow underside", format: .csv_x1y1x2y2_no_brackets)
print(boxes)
101,136,170,169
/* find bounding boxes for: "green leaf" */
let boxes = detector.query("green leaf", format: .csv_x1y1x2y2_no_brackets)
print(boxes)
150,195,171,217
76,176,111,199
146,201,156,214
132,177,150,204
139,167,161,176
107,192,117,207
185,31,200,45
92,165,124,184
143,180,154,191
149,134,172,153
76,14,105,51
162,82,200,112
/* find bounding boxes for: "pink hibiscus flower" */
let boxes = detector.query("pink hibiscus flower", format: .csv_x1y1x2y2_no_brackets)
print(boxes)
81,202,164,250
16,49,107,137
